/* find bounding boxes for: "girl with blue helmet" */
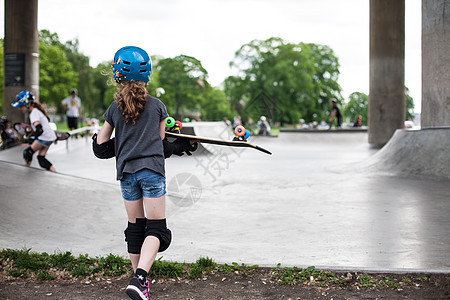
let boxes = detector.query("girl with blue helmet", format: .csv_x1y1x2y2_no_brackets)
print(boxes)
94,46,195,300
11,91,57,172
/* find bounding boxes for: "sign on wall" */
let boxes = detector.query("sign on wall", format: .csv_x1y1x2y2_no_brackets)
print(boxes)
4,53,25,86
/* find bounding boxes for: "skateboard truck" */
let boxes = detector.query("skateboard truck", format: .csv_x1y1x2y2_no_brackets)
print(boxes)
165,117,182,133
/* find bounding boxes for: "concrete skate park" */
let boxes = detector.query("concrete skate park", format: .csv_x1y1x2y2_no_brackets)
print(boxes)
0,122,449,273
1,0,449,274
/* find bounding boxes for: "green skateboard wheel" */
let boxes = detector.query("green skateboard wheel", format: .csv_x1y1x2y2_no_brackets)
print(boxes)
166,117,175,127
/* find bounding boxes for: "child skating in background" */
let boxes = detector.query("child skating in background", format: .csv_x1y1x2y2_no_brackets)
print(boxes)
93,46,196,300
11,91,57,172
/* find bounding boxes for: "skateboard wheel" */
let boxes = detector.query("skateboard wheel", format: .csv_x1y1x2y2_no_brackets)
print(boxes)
244,129,250,139
166,117,175,127
235,125,245,137
174,120,182,129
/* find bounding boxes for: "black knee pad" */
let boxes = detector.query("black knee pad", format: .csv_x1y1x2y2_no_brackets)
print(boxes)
23,146,35,163
124,218,147,254
37,155,52,170
145,219,172,252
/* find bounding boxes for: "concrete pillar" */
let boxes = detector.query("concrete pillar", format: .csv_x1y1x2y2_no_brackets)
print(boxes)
422,0,450,128
369,0,405,146
3,0,39,123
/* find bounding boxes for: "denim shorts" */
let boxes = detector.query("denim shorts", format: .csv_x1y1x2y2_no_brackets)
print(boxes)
37,139,54,147
120,169,166,201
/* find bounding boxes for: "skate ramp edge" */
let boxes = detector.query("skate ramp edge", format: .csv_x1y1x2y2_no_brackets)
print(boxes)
353,128,450,179
0,161,125,257
278,131,368,144
178,121,234,155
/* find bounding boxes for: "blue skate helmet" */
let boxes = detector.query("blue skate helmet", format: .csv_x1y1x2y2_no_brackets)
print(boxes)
111,46,152,83
11,90,35,108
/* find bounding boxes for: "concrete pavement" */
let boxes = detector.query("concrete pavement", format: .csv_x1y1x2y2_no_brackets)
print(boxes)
0,124,449,273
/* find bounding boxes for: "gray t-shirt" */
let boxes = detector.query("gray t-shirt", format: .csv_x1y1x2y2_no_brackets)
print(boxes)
103,95,168,180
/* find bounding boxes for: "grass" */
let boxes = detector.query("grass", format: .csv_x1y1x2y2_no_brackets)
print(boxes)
270,265,345,287
148,257,184,278
218,262,259,276
0,248,446,290
187,256,217,278
0,249,130,280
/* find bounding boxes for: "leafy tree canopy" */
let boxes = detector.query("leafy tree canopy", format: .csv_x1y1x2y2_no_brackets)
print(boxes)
156,55,209,119
1,32,415,126
405,87,415,121
343,87,415,126
343,92,369,125
38,34,78,109
225,37,343,125
39,30,102,116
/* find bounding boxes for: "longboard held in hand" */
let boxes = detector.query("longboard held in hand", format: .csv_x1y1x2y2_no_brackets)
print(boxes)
164,118,272,155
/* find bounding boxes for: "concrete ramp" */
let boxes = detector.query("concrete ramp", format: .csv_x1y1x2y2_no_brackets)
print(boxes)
0,125,449,272
352,128,450,179
0,161,126,257
177,121,236,155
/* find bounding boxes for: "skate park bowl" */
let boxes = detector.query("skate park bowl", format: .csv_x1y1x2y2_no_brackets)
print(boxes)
350,127,450,179
0,122,449,273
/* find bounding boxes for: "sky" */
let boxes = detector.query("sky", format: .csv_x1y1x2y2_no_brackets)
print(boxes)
0,0,422,112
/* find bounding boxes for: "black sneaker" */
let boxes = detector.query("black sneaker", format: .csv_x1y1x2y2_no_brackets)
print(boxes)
126,276,150,300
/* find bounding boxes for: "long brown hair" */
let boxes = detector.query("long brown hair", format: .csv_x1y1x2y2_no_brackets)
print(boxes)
114,81,147,124
30,101,48,117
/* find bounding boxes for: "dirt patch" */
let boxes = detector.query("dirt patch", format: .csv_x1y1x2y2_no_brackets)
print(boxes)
1,268,449,299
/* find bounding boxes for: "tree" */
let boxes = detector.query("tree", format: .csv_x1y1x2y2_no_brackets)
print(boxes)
64,39,101,116
156,55,209,119
0,34,78,116
91,62,116,116
343,88,415,126
343,92,368,125
39,30,102,116
146,55,164,97
199,87,235,121
405,87,415,121
225,37,343,125
38,39,78,109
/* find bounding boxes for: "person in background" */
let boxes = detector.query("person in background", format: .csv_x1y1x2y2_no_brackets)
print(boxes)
61,88,82,131
353,115,362,127
0,118,20,147
11,91,57,172
233,116,242,130
257,116,271,135
223,117,232,128
328,99,342,128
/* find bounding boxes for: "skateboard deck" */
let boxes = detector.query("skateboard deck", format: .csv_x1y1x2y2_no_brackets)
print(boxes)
165,131,272,155
14,123,70,141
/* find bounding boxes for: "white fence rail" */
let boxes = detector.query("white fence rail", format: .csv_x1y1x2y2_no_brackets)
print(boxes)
65,125,98,149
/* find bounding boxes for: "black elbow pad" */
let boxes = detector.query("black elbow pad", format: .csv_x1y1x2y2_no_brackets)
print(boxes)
92,134,115,159
34,124,43,138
